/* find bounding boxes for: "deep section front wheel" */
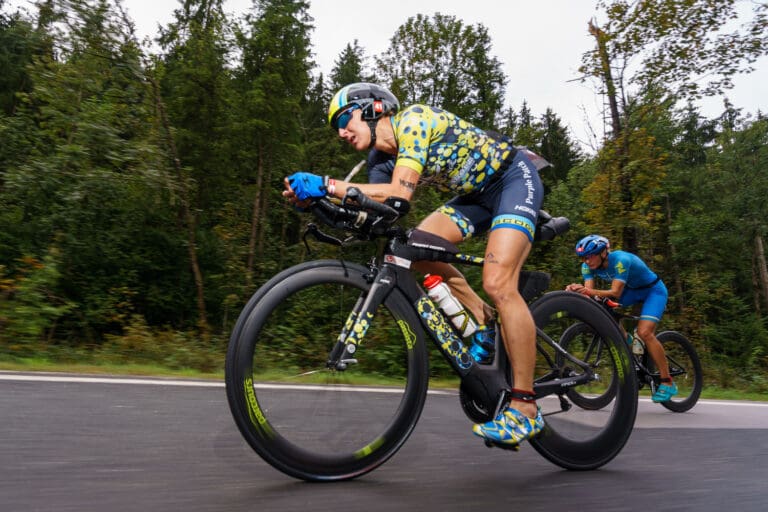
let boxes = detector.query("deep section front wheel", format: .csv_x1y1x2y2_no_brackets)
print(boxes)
529,291,638,470
225,260,429,482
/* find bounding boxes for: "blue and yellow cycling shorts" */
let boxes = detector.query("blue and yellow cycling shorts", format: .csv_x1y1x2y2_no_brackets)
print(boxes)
436,150,544,242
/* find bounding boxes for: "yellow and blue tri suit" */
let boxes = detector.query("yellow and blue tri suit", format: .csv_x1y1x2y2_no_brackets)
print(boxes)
390,105,543,242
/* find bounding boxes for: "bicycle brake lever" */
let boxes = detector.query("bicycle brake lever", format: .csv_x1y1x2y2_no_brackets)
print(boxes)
304,223,343,247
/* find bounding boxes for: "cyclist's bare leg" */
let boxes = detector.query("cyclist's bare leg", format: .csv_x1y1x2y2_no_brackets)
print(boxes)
482,228,537,418
413,212,495,324
637,319,671,380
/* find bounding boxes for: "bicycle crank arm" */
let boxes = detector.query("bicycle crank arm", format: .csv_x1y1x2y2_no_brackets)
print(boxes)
533,372,593,399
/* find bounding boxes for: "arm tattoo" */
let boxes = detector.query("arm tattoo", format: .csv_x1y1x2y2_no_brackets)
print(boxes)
398,179,417,192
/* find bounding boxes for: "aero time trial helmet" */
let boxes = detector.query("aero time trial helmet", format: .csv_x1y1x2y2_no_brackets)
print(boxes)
328,83,400,131
575,234,610,257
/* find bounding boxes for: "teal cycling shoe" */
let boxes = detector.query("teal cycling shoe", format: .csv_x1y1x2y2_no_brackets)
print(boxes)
472,405,544,446
652,382,678,402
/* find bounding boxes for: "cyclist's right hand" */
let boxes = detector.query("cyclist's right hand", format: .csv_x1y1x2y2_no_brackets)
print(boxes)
286,172,327,201
283,173,322,210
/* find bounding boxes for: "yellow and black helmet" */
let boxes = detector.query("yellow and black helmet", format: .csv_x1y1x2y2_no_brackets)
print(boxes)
328,82,400,131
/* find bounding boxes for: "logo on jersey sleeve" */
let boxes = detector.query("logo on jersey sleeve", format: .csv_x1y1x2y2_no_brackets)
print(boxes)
614,262,627,275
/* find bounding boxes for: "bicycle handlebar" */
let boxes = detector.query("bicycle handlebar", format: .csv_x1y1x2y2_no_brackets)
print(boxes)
342,188,401,222
592,296,640,321
593,296,620,309
306,187,570,243
307,188,406,240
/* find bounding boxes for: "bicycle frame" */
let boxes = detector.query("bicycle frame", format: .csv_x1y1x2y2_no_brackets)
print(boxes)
604,305,690,390
323,229,596,416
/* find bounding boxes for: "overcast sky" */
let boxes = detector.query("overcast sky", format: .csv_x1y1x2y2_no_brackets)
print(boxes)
7,0,767,148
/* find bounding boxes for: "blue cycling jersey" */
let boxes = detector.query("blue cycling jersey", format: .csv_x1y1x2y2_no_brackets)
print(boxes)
581,250,658,288
582,250,667,322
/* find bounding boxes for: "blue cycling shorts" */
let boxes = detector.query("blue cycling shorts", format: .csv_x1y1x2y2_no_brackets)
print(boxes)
436,151,544,242
619,280,669,323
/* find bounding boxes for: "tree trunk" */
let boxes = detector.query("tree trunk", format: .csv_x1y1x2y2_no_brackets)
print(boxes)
148,72,210,337
279,207,288,270
257,158,272,261
588,20,622,138
665,195,685,310
755,234,768,315
247,145,264,289
589,20,636,252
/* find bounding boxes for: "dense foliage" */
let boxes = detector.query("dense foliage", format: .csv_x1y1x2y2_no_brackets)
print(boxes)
0,0,766,391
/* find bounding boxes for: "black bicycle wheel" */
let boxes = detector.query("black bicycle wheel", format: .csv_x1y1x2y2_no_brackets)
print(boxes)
225,260,430,482
558,322,619,410
652,331,703,413
529,291,638,470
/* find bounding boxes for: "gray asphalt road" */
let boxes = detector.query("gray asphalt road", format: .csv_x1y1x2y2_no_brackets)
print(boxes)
1,372,767,512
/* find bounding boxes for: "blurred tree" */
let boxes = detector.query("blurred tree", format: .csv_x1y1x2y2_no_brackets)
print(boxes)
231,0,313,281
0,249,74,350
376,13,506,127
668,114,768,373
0,0,190,341
156,0,237,335
511,101,541,147
329,40,373,87
0,5,36,116
580,0,768,252
539,108,583,186
582,0,768,139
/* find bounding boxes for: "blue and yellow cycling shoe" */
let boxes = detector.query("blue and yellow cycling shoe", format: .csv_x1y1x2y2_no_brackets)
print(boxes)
472,405,544,447
652,382,678,402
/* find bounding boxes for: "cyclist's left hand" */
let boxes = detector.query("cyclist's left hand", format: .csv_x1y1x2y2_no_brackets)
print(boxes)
286,172,327,201
566,283,589,296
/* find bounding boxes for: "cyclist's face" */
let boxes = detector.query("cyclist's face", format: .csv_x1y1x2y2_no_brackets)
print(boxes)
337,109,369,150
580,252,604,269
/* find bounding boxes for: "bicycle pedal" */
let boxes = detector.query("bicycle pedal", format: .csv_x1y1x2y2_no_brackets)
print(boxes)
483,439,521,452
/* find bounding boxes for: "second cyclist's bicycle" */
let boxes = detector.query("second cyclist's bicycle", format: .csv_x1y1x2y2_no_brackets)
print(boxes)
225,189,639,481
558,297,703,413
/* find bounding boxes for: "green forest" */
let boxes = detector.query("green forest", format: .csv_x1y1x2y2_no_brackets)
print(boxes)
1,0,767,394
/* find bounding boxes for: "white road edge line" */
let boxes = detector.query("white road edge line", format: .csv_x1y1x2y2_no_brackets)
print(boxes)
2,372,766,403
0,372,457,395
